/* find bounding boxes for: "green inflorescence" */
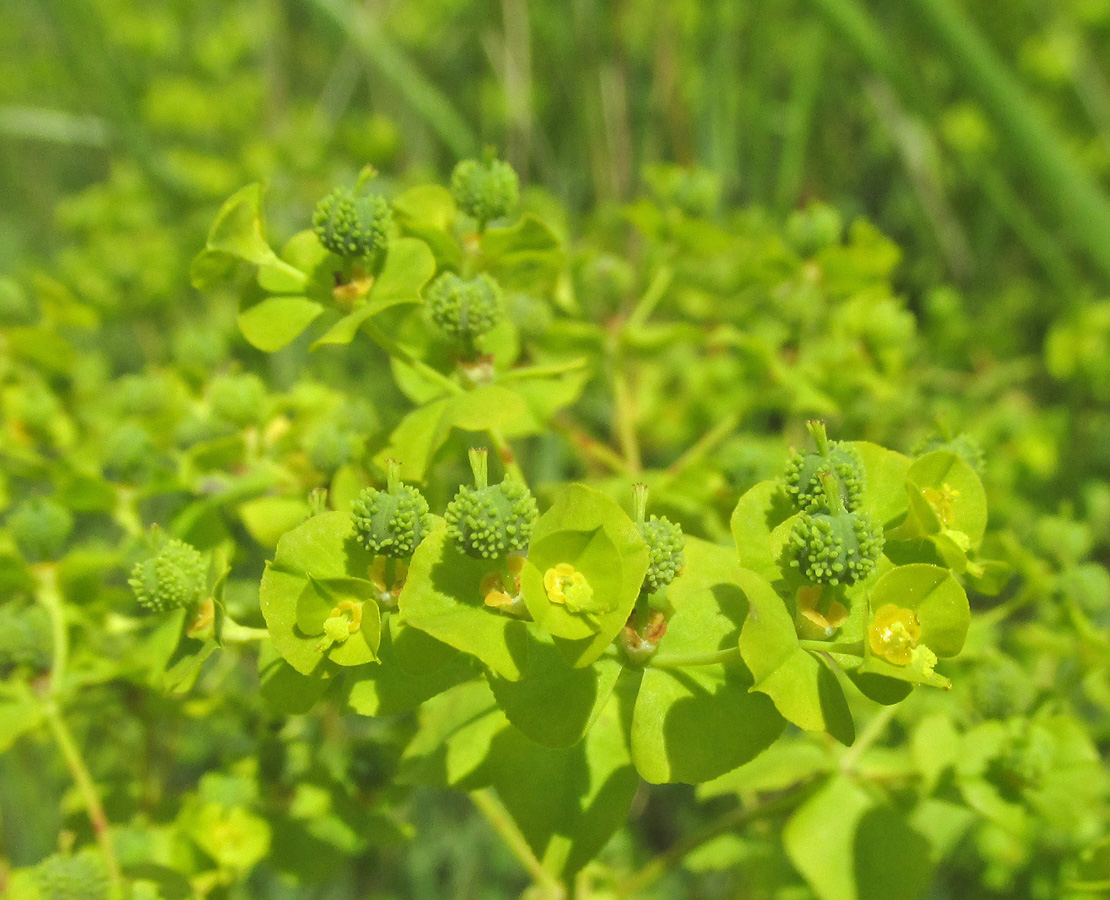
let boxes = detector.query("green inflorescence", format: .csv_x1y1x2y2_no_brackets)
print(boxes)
129,537,208,613
789,473,884,586
351,460,432,558
450,154,519,225
445,449,537,559
425,272,504,343
35,851,110,900
313,186,392,259
0,603,52,673
307,422,361,475
784,421,865,513
8,498,74,563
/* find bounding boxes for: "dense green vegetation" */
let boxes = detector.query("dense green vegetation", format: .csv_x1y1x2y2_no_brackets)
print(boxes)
2,2,1110,899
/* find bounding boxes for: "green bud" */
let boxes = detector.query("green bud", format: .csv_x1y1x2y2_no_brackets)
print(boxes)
313,186,392,259
208,373,267,428
351,460,432,558
129,537,208,613
0,603,52,673
450,154,519,225
103,422,156,483
35,850,110,900
8,498,74,563
307,423,361,475
425,272,503,344
445,449,538,559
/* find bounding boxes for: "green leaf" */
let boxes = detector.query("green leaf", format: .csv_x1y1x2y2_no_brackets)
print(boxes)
312,237,436,347
238,296,323,352
784,776,933,900
344,616,472,716
632,539,784,783
392,184,463,269
398,680,506,789
399,518,532,680
259,512,381,675
488,689,639,879
850,441,912,527
730,480,796,581
738,568,855,744
258,644,332,715
699,739,833,798
520,484,648,667
238,496,311,547
205,183,279,265
375,385,532,481
489,633,624,748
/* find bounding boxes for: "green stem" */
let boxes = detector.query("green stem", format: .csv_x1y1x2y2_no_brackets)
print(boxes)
34,565,68,697
42,704,124,899
613,370,642,473
798,639,865,656
649,646,743,670
498,358,589,382
362,321,463,396
487,428,527,484
35,565,124,898
625,266,674,331
840,704,897,773
470,789,565,899
616,783,814,897
220,620,271,643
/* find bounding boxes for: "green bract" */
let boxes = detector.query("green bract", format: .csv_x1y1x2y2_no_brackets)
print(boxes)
351,460,432,558
7,498,74,563
519,484,648,664
129,537,208,612
425,271,504,344
312,186,392,259
450,155,519,224
444,450,537,559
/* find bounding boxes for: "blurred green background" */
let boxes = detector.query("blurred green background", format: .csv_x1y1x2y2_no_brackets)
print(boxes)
7,0,1110,313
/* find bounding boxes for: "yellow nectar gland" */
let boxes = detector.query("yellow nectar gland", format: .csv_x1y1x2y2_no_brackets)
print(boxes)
482,556,526,612
543,563,593,611
369,557,408,607
922,482,961,527
869,603,922,666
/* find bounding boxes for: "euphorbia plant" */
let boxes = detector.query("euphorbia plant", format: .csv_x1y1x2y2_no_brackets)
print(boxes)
5,154,1058,900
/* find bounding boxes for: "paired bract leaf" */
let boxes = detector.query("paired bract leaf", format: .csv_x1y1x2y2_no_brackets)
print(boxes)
399,518,531,680
859,563,970,688
520,484,648,667
259,512,382,675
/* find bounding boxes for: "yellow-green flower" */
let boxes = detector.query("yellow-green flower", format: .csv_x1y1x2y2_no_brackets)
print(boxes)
869,603,922,666
544,563,594,612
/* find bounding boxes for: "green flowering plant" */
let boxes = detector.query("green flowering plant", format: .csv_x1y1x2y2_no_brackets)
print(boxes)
0,142,1101,900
